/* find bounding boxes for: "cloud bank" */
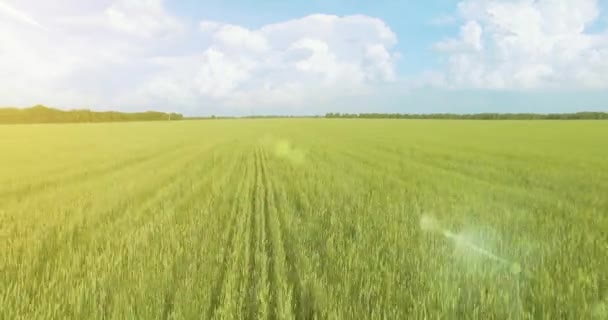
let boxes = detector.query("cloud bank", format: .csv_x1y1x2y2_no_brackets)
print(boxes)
0,0,398,114
142,14,398,112
430,0,608,90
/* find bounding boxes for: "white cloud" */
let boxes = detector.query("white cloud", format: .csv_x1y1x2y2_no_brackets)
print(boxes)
138,14,399,110
430,0,608,90
434,20,483,52
0,0,186,109
192,48,257,98
363,43,396,81
209,23,269,52
0,2,398,113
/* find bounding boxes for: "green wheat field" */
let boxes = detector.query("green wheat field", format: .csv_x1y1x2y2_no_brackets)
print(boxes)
1,119,607,319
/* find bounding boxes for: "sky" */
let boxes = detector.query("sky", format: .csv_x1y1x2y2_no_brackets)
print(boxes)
1,0,607,116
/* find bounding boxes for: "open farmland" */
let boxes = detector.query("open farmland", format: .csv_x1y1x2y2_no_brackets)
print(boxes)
1,119,607,319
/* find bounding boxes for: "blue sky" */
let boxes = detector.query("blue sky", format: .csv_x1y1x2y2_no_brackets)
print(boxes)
1,0,607,115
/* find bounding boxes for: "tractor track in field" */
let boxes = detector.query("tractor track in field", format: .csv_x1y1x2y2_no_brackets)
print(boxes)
246,147,264,319
246,149,258,319
43,144,242,320
270,195,307,318
259,147,278,319
260,147,306,319
263,149,317,319
153,148,245,320
207,151,252,319
161,287,176,320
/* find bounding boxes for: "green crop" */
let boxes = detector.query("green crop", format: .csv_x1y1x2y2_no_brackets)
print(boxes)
1,119,607,319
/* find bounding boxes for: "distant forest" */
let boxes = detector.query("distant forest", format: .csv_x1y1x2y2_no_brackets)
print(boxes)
2,106,607,124
0,105,183,124
325,112,608,120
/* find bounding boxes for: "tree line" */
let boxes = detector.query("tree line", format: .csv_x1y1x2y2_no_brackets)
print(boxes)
0,105,183,124
3,106,605,123
325,112,608,120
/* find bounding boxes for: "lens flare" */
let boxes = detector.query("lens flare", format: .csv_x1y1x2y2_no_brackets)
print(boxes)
420,214,520,274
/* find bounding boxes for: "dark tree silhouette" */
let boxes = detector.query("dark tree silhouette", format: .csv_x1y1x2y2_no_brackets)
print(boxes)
0,105,184,124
